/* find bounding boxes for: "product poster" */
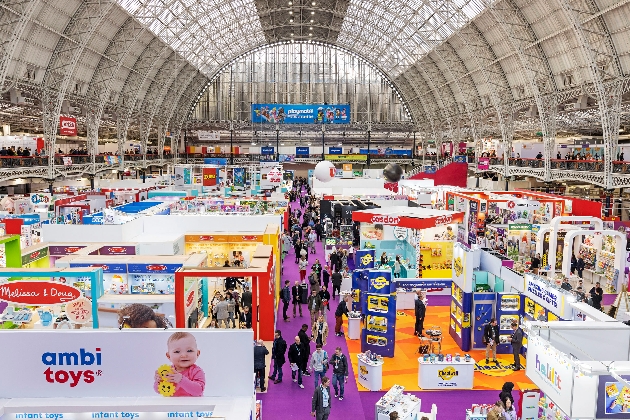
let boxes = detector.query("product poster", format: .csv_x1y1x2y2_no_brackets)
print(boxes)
367,269,392,295
351,269,367,312
360,223,384,240
233,167,245,187
355,249,375,269
183,168,191,185
541,230,566,270
174,167,184,187
597,375,630,418
507,223,532,263
0,330,254,398
202,168,217,187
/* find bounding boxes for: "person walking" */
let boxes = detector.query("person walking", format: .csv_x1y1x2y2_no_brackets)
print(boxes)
226,292,236,328
394,256,402,278
311,376,332,420
241,286,252,311
292,280,303,317
311,314,329,347
281,280,291,322
299,255,308,281
288,336,304,388
311,259,323,283
322,265,330,290
531,253,541,275
254,340,269,392
309,344,329,388
334,296,349,336
414,291,426,336
576,256,585,278
298,324,312,376
308,230,317,254
307,289,323,325
510,322,523,370
483,318,500,365
294,239,303,264
319,286,331,315
331,270,342,300
269,330,287,384
213,295,229,328
330,347,348,401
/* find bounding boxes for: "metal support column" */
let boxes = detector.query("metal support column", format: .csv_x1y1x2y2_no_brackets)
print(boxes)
276,124,280,161
367,124,371,168
230,121,234,165
321,125,325,161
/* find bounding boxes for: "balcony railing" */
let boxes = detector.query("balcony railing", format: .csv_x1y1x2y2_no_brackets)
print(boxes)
475,157,630,174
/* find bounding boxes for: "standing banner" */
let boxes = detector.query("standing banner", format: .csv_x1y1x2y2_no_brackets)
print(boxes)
355,249,375,269
233,167,245,187
361,270,396,357
59,116,77,136
0,329,254,398
202,168,217,186
252,104,350,124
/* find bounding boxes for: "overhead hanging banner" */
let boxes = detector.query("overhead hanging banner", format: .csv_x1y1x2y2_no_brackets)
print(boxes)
196,131,220,142
59,116,77,136
252,104,350,124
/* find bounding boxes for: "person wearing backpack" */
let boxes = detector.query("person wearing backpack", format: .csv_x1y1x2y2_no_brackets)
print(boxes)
309,343,329,388
330,347,348,401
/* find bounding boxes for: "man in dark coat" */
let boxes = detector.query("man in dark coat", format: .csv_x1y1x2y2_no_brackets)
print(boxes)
288,335,304,387
510,322,523,370
254,340,269,392
298,324,312,376
589,282,604,310
281,280,291,321
483,318,500,365
331,270,343,299
292,280,303,317
269,330,287,384
311,376,332,419
414,291,426,336
241,286,252,310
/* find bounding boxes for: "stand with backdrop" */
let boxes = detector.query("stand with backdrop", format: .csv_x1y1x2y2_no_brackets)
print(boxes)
361,269,396,357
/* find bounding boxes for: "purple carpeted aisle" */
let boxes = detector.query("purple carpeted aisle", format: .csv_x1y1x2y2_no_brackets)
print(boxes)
257,187,503,419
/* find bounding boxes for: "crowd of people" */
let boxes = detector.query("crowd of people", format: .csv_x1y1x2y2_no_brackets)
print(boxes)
255,178,351,419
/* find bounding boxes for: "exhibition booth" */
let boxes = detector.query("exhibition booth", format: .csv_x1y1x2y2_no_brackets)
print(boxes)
175,244,275,339
524,320,630,420
53,254,207,328
0,267,104,329
0,329,256,420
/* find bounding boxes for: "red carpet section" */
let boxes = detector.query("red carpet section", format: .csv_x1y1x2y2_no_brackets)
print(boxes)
410,162,468,187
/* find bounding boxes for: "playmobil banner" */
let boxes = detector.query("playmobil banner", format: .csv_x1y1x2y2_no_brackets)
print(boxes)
355,249,375,269
252,104,350,124
0,329,254,398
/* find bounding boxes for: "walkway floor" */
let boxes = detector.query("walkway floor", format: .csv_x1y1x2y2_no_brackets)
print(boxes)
256,188,509,419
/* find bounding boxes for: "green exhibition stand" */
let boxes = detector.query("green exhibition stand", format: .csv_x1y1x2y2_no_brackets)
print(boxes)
0,235,22,268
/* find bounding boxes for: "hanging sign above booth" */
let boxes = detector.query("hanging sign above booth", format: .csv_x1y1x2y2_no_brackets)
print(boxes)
352,207,465,230
252,104,350,124
296,146,310,155
59,116,77,136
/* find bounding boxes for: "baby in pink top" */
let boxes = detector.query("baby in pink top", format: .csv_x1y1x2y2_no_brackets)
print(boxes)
154,332,206,397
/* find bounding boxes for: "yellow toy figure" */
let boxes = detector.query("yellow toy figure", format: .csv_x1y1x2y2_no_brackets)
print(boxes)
156,364,176,397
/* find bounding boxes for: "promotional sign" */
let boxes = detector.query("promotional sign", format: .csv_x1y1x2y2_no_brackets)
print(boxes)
296,146,310,155
59,116,77,136
478,157,490,170
394,279,452,294
202,168,217,187
184,168,191,185
261,147,275,155
63,157,73,166
361,269,396,357
351,269,368,312
0,281,82,305
597,374,630,418
49,246,86,256
453,155,467,163
328,147,342,154
70,263,127,273
525,338,574,415
65,297,92,324
0,329,254,398
524,274,571,319
204,158,228,165
252,104,350,124
326,154,367,161
355,249,375,269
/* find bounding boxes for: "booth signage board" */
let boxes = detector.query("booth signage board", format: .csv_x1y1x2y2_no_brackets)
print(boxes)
478,157,489,170
204,158,228,165
251,104,350,124
394,279,452,293
174,167,184,187
22,247,49,265
261,147,275,155
525,338,574,415
2,412,221,420
367,270,392,295
0,329,254,398
70,263,127,273
524,275,571,319
196,130,220,141
597,374,630,418
0,281,82,305
49,246,86,256
328,147,342,154
128,264,181,274
30,193,52,205
296,146,310,155
99,246,136,255
355,249,375,269
326,154,367,161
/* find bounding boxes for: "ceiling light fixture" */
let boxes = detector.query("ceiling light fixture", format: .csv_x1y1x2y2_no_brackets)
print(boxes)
289,10,293,14
311,11,315,14
289,18,293,22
